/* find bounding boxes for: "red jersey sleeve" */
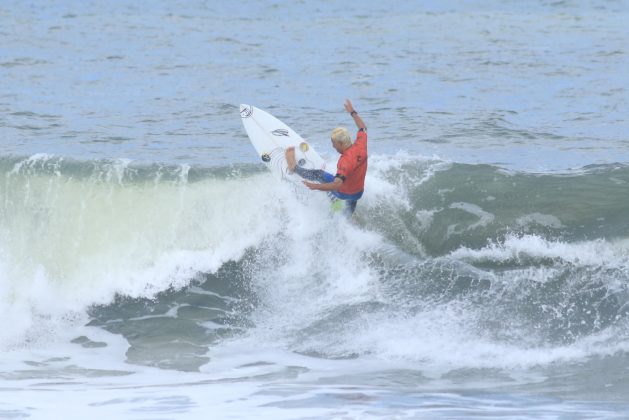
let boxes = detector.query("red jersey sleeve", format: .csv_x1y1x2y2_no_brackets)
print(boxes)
355,130,367,147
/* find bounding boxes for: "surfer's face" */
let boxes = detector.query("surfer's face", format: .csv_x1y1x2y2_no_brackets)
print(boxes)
331,139,344,154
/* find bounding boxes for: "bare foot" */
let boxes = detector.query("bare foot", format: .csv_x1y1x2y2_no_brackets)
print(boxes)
285,146,297,173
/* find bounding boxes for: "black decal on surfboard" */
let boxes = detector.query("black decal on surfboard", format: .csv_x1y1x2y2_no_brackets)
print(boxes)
298,158,306,167
240,106,253,118
261,153,271,162
271,129,289,137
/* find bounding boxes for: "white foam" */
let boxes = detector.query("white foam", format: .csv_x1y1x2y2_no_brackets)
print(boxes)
8,153,57,176
0,171,293,348
324,305,629,371
448,202,495,233
516,212,564,228
361,153,449,208
450,234,629,268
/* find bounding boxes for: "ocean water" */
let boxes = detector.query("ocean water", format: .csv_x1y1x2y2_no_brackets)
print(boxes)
2,0,629,418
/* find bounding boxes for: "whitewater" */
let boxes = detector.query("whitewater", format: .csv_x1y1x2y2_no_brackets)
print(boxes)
2,0,629,418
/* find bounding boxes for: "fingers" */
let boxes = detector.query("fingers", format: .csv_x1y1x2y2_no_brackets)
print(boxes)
344,99,354,113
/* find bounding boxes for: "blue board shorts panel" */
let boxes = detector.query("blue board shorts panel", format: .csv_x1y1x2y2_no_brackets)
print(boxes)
333,190,363,200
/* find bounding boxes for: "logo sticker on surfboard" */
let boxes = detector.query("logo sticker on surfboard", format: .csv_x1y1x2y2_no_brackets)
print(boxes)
261,153,271,162
299,142,309,152
271,129,289,137
240,106,253,118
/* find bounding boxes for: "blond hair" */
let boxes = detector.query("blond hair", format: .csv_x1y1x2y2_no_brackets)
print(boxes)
331,127,352,147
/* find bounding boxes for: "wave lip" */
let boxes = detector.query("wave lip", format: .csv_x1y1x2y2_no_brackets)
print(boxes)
0,155,284,350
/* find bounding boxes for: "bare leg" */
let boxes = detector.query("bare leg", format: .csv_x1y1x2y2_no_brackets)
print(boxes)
285,146,297,173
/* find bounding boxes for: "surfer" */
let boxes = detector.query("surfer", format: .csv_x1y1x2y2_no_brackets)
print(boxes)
286,99,367,215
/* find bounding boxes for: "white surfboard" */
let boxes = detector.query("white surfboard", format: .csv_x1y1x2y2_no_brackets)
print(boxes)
240,104,327,184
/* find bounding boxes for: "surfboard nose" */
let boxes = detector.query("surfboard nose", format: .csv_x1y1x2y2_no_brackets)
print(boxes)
240,104,253,118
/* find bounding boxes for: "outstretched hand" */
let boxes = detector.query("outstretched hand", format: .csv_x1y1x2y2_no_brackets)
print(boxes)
344,99,366,130
344,99,354,114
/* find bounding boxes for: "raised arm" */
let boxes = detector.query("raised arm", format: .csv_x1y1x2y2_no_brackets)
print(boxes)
344,99,366,131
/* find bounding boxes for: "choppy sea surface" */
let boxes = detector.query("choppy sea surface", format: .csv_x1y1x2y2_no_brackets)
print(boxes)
2,0,629,418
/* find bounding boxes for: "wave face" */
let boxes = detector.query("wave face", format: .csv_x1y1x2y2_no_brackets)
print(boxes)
2,154,629,372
